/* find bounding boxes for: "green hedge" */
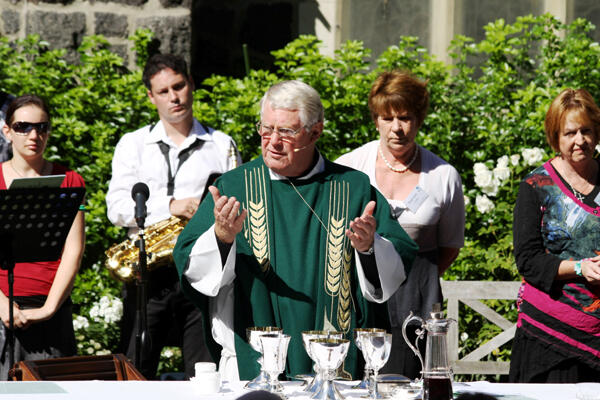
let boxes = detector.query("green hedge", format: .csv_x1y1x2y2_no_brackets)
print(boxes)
1,13,599,378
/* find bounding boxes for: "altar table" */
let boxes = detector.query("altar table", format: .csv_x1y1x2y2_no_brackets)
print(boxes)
0,379,594,400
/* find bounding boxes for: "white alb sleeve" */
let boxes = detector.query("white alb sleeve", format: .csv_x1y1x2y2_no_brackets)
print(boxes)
355,232,406,303
183,224,237,296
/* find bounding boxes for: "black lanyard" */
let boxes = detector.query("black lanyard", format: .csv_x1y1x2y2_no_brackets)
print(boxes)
157,139,203,196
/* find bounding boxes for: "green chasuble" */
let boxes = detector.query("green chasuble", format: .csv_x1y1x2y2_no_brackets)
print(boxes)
174,155,417,380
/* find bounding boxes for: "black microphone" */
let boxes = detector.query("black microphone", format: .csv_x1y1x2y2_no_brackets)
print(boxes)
131,182,150,229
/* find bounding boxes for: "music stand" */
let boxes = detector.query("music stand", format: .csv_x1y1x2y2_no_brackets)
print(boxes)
0,186,85,376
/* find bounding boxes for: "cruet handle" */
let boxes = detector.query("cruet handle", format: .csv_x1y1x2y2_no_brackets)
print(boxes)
402,311,425,378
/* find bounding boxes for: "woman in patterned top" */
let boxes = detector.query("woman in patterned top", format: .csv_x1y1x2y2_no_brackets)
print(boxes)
511,88,600,382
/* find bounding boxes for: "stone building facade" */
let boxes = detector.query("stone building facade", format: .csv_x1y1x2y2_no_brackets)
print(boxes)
0,0,192,68
2,0,600,81
0,0,320,82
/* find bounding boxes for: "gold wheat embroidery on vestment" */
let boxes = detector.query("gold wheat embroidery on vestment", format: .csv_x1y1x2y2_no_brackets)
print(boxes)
244,166,270,272
326,216,345,294
337,231,353,331
337,246,353,331
323,180,352,333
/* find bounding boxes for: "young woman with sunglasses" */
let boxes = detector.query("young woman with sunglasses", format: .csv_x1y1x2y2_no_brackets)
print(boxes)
0,94,85,379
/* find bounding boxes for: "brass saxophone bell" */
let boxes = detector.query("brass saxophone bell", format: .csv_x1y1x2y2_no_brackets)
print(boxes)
104,216,187,283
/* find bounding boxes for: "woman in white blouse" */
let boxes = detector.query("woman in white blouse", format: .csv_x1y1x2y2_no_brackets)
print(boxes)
336,70,465,378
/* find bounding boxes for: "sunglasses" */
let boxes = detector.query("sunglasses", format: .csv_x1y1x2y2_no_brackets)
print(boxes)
11,121,50,136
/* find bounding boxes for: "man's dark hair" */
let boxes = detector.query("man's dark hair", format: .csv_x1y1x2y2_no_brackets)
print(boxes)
142,53,190,90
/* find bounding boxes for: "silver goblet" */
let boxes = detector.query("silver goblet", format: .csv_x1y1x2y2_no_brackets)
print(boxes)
302,330,343,394
360,331,392,400
245,326,282,389
353,328,386,391
309,338,350,400
260,333,291,396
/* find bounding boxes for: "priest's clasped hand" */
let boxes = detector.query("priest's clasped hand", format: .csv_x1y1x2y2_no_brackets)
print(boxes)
209,186,248,244
346,200,376,253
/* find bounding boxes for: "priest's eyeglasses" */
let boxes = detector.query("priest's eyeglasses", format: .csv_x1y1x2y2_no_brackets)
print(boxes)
256,122,304,140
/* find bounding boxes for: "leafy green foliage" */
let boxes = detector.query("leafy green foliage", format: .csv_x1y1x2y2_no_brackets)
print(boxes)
2,14,599,378
0,30,155,361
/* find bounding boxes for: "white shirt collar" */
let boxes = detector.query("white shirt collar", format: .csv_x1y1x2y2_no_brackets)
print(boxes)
144,119,213,147
268,151,325,181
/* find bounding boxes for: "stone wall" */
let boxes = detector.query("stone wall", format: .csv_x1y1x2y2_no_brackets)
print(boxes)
0,0,192,68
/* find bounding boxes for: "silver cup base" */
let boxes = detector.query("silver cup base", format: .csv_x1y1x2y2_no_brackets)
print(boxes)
245,371,270,390
311,380,345,400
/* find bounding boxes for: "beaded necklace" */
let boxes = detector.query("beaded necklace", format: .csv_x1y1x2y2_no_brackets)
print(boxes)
378,145,419,173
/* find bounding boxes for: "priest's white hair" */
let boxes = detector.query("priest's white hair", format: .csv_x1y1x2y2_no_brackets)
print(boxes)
260,80,324,127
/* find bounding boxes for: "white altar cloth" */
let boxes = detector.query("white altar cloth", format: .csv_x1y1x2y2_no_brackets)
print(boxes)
0,379,595,400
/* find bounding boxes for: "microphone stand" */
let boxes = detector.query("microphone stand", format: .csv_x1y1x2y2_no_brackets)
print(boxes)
0,239,15,376
134,226,150,373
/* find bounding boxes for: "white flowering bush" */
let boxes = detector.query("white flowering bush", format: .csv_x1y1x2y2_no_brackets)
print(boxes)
471,148,547,214
157,347,183,374
89,295,123,325
71,266,128,365
70,263,183,375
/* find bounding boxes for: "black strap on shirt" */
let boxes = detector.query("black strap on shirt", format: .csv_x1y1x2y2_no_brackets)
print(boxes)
157,139,204,196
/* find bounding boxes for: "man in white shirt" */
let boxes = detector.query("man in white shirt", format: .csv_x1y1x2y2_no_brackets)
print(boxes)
106,53,240,379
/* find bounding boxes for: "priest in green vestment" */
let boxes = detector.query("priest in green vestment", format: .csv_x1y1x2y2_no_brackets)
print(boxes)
173,80,418,382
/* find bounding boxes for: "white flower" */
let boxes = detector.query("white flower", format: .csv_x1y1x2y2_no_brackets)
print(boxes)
89,304,100,321
493,155,511,183
521,147,544,166
96,349,111,356
473,163,493,188
496,155,509,168
86,347,95,355
493,167,510,182
476,194,494,214
162,349,174,358
89,295,123,324
596,144,600,154
481,181,499,197
473,162,488,175
464,195,470,206
73,315,89,331
510,154,520,166
460,332,469,342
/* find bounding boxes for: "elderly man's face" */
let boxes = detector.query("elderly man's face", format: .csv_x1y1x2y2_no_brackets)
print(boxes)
260,101,321,177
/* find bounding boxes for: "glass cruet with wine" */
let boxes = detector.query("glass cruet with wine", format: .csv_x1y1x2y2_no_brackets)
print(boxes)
402,303,456,400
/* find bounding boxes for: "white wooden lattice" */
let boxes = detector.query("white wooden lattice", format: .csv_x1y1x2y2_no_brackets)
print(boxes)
440,280,521,375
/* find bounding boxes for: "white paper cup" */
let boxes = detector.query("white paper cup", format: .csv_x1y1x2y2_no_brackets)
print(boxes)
191,371,221,394
195,361,217,376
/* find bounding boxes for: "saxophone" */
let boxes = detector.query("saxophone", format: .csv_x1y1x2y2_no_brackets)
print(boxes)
105,141,239,282
104,216,187,283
